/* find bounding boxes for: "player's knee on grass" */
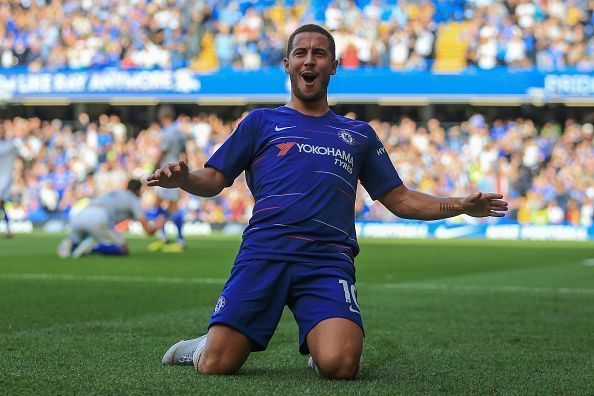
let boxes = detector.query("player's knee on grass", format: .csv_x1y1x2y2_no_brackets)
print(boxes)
196,346,245,375
306,318,363,379
313,351,361,380
196,325,252,375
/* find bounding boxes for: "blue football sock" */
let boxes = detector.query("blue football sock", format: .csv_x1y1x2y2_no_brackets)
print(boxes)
92,243,126,255
172,209,184,241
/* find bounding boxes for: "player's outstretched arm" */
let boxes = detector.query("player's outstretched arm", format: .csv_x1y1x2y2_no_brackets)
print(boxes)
146,161,228,197
378,184,509,221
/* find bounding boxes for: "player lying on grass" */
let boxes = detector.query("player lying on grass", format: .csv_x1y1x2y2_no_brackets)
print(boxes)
57,179,166,258
147,24,508,379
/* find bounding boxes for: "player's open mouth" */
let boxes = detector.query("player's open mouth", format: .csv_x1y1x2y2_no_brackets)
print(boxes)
301,72,318,86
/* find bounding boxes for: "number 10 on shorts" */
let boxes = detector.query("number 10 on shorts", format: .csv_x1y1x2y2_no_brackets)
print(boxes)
339,279,360,315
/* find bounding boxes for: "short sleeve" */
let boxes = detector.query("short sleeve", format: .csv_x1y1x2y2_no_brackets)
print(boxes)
359,126,403,200
205,110,259,186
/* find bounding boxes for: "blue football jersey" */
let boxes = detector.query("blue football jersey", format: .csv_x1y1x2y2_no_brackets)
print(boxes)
206,106,402,266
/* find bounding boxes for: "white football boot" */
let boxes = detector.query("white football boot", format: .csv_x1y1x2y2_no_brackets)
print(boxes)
162,335,207,366
57,238,73,258
192,335,208,369
307,356,321,376
71,237,96,258
307,355,363,378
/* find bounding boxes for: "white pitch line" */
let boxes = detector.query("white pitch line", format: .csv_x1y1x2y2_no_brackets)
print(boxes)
583,259,594,266
358,282,594,296
0,273,227,285
1,273,593,296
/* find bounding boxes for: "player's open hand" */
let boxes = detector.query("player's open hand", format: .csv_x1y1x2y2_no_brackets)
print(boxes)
462,192,509,218
146,160,189,189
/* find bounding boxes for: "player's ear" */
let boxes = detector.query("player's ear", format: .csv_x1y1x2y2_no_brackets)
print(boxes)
330,59,338,75
284,57,289,74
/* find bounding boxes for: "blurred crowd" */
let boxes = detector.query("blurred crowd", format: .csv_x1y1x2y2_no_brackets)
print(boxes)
2,109,593,227
0,0,592,71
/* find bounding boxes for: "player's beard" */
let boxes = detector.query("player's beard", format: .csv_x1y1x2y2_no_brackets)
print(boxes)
290,73,331,102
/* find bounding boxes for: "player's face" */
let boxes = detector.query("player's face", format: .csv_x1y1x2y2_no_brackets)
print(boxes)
284,32,338,102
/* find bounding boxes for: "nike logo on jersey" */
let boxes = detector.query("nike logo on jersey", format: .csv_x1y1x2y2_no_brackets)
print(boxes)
275,125,297,131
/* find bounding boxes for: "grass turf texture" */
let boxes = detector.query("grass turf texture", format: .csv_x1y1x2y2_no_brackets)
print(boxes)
1,234,593,394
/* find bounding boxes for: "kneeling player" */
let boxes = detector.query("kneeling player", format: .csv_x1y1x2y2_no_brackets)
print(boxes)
57,179,165,258
150,24,508,380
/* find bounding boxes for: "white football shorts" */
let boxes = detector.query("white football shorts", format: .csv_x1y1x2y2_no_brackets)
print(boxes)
156,186,181,202
69,206,125,246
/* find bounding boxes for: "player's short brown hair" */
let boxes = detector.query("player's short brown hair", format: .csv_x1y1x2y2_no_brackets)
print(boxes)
127,179,142,194
287,24,336,61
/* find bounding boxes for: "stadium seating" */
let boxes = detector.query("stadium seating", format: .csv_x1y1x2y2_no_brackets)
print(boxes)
1,0,591,71
433,22,469,72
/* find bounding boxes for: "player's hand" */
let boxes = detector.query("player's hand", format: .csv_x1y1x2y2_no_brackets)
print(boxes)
462,192,509,218
146,161,189,189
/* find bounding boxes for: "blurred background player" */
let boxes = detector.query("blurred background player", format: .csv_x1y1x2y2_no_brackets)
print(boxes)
148,105,187,253
0,124,20,238
57,179,166,258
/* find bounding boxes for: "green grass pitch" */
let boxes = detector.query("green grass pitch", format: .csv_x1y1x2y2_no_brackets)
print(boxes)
1,234,593,394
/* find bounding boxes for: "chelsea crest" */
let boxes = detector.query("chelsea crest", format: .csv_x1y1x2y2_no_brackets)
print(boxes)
338,130,355,145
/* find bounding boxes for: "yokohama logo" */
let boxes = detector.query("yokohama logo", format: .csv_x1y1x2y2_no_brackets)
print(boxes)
296,143,353,165
275,141,354,165
275,142,296,156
